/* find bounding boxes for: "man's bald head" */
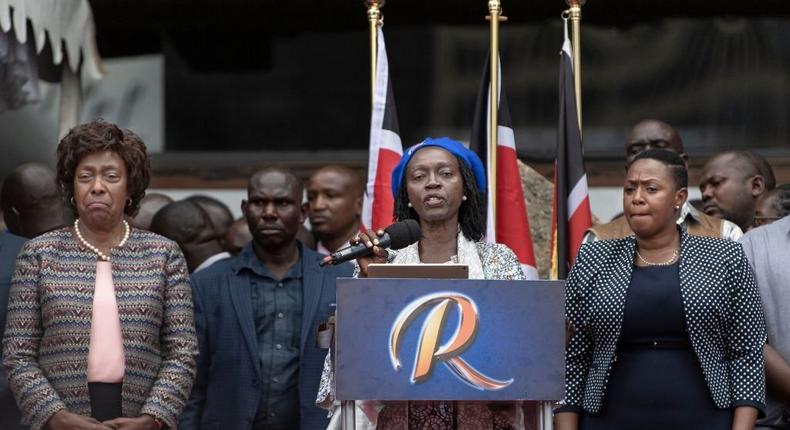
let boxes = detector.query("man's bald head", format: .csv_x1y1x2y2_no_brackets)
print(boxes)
130,193,174,230
150,200,214,245
248,167,303,200
150,200,225,272
0,163,73,238
700,150,775,231
704,150,775,190
625,119,687,165
184,194,234,239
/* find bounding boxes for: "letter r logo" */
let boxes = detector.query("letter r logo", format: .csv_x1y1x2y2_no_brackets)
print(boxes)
389,292,513,391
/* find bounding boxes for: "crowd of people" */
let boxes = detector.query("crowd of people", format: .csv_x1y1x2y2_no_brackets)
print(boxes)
0,118,787,430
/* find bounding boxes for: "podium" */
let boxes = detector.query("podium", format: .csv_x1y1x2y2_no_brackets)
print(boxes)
334,277,565,429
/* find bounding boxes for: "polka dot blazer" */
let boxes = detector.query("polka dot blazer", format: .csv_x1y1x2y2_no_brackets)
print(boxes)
557,229,767,416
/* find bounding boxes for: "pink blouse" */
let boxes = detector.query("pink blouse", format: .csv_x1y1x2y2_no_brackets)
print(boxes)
87,261,125,383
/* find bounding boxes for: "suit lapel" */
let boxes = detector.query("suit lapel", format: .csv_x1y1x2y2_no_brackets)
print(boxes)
300,250,323,355
228,270,262,379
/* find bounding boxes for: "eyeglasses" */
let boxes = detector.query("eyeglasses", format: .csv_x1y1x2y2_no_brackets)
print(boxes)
753,216,781,228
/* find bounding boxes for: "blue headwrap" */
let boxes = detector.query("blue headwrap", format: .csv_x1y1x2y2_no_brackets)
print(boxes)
391,137,486,199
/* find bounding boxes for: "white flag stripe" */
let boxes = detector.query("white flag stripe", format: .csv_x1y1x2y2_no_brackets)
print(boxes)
379,129,403,155
484,81,496,243
562,22,574,70
497,125,516,150
566,174,589,221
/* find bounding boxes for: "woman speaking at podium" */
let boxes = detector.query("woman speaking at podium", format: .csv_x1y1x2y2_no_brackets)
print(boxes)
554,149,766,430
317,137,525,429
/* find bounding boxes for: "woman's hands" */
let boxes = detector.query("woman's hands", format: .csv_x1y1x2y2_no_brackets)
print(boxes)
47,411,160,430
103,415,159,430
352,229,389,277
47,410,111,430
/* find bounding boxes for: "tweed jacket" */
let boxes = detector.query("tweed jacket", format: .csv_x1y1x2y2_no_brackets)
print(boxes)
2,227,198,430
559,229,767,415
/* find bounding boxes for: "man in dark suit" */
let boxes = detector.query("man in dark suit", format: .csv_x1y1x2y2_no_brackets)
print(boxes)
181,167,353,430
1,163,73,429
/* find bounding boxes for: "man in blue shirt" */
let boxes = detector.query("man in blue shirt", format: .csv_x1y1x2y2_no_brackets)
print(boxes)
181,167,353,430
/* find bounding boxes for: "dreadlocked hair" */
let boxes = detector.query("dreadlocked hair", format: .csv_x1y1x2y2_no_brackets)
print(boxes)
393,154,486,241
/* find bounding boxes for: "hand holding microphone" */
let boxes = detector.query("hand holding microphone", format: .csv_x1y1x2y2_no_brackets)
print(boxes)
348,229,389,277
320,219,421,277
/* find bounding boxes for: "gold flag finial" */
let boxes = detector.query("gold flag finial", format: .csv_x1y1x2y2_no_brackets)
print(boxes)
365,1,384,106
365,0,383,25
564,0,584,133
486,0,508,22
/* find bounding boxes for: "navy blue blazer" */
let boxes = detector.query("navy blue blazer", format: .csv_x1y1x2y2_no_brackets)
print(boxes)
180,243,353,430
0,231,27,430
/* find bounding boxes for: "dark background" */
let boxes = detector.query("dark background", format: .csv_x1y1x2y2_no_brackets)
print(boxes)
89,0,790,163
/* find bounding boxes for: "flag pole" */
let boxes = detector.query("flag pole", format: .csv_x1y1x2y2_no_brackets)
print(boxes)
366,0,383,106
344,4,384,429
567,0,584,133
486,0,506,233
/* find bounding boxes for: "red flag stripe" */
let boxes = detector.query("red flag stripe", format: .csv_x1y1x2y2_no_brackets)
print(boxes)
567,195,592,264
370,146,401,230
495,144,538,269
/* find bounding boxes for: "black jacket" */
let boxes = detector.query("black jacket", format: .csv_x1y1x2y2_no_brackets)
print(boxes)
558,229,767,416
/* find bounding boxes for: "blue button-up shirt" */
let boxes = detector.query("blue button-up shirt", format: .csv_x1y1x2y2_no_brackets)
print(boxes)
235,244,304,430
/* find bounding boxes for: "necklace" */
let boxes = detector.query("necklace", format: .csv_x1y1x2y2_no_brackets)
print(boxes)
635,248,679,266
74,219,130,261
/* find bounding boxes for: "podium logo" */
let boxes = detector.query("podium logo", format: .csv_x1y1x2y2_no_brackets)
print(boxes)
388,291,513,391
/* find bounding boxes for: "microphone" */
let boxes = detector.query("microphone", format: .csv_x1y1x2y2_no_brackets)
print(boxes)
320,219,421,267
